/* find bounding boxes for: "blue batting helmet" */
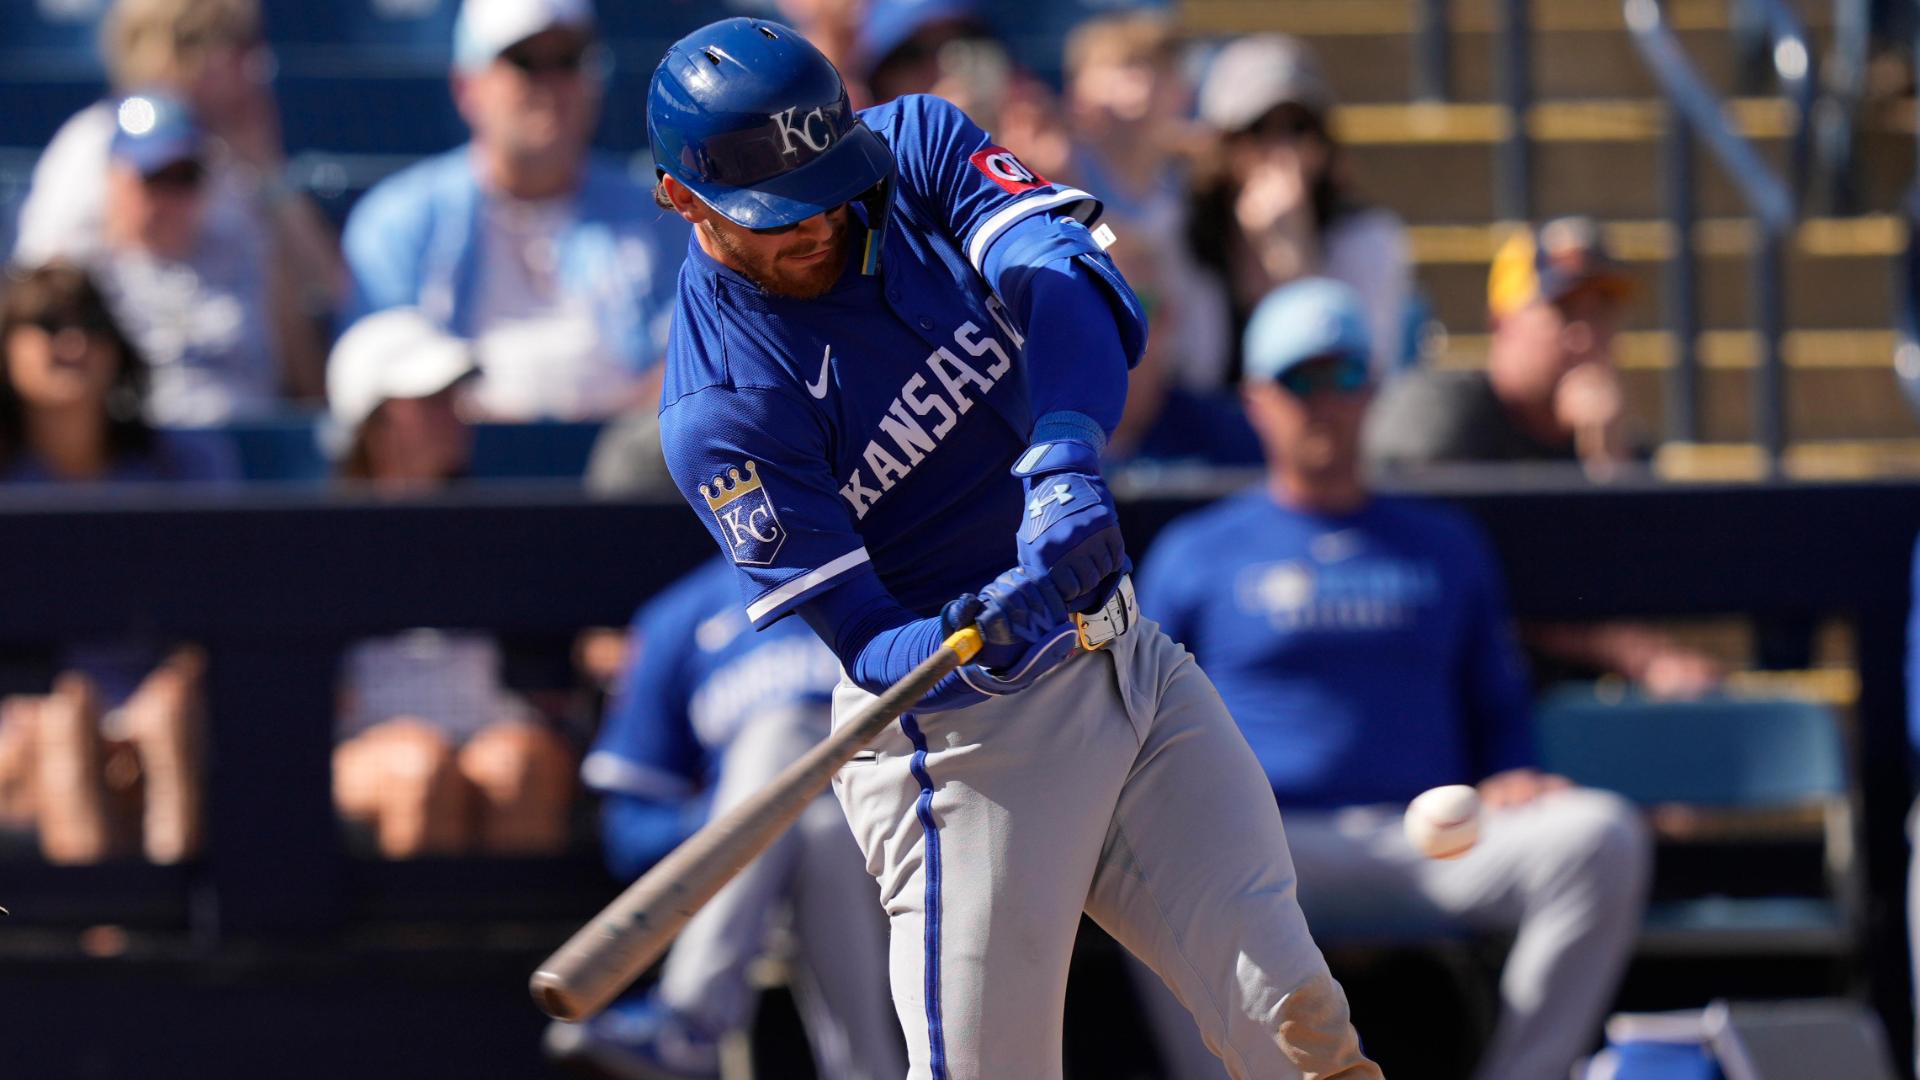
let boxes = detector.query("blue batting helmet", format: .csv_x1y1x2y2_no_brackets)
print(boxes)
648,18,896,251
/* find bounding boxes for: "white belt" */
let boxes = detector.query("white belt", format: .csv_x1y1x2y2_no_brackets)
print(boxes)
1071,575,1138,651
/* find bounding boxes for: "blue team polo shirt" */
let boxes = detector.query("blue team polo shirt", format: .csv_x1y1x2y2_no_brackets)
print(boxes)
658,94,1102,628
1139,489,1537,808
582,557,842,803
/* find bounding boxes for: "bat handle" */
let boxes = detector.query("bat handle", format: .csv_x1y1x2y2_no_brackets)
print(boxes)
943,626,983,664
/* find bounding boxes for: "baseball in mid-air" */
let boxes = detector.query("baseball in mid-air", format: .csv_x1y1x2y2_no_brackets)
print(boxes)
1405,784,1483,860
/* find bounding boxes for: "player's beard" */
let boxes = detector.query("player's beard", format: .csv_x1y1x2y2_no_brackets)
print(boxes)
705,216,852,300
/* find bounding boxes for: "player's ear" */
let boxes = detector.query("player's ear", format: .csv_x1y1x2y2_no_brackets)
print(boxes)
658,176,708,224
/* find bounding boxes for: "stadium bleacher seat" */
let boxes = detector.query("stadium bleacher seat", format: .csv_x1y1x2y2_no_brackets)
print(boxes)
1534,685,1861,961
275,75,464,157
0,0,107,64
262,0,456,51
212,417,606,484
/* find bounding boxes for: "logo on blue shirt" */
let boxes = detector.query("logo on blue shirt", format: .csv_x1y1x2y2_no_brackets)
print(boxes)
702,460,787,566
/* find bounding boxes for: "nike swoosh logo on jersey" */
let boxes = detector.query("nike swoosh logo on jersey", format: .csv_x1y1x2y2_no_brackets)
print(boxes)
806,345,833,399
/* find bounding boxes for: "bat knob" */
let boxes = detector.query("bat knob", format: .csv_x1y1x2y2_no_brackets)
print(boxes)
530,970,586,1022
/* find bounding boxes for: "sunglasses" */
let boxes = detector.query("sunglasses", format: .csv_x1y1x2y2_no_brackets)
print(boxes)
747,202,851,237
1277,356,1370,398
144,160,207,193
26,312,115,337
501,42,593,76
1241,106,1323,143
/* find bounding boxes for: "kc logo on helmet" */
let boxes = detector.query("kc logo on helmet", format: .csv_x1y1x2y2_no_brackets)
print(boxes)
772,106,834,156
701,461,787,566
970,146,1048,194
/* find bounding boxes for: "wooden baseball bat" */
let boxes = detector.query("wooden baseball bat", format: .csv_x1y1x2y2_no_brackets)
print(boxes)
530,625,984,1022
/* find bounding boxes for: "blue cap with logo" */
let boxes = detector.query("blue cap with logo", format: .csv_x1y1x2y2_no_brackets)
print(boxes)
1243,277,1372,384
110,93,203,177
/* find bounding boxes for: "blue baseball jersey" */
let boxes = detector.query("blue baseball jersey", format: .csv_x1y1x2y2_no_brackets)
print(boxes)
1139,490,1536,808
658,94,1106,629
582,557,843,803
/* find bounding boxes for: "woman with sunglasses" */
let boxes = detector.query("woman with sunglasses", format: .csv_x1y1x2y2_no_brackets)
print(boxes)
1189,35,1414,384
0,262,238,867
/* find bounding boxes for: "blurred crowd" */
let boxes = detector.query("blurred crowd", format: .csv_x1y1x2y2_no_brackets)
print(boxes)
0,0,1880,1077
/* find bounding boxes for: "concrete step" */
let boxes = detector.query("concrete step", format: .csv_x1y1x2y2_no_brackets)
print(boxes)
1303,26,1746,104
1177,0,1841,103
1409,216,1904,332
1181,0,1821,38
1330,100,1914,222
1656,439,1920,480
1434,330,1917,440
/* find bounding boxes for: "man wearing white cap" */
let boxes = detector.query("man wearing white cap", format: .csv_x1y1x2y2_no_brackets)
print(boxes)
342,0,688,422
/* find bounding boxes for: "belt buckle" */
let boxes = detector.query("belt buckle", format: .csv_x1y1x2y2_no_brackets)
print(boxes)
1071,575,1137,652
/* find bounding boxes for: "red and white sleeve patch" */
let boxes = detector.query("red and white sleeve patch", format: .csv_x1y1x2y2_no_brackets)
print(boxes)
969,146,1049,194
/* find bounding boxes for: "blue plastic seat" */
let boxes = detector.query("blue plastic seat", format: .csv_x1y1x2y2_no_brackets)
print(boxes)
276,75,464,156
261,0,456,51
0,0,107,64
211,417,605,484
1534,684,1859,959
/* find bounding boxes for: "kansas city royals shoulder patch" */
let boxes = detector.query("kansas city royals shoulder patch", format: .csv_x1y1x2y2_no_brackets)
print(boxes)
702,461,787,566
969,146,1048,194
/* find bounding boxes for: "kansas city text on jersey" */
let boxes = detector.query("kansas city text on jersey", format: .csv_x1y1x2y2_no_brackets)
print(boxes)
837,317,1017,520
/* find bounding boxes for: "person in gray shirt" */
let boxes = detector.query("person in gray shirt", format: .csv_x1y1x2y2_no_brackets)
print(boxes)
1364,216,1634,476
1366,217,1724,698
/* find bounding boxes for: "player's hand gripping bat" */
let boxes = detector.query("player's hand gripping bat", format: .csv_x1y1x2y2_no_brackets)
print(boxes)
530,625,984,1022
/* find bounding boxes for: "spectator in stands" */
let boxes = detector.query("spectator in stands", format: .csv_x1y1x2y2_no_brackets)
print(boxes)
776,0,868,107
90,94,285,426
1191,34,1413,382
1366,217,1637,476
546,557,903,1080
1057,12,1241,461
13,0,339,411
0,262,237,865
858,0,1069,179
341,0,687,422
327,308,574,856
1135,278,1651,1080
1365,219,1724,697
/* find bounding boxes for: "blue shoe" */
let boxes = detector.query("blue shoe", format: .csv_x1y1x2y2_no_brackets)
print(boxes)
543,994,722,1080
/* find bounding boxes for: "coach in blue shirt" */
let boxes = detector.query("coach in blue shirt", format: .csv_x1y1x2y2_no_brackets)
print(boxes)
1136,278,1651,1080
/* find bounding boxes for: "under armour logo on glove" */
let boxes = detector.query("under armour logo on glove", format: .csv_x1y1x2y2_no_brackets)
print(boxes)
1011,440,1127,608
1028,483,1074,519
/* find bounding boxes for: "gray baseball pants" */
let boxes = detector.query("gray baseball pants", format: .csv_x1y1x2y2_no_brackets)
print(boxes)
1135,788,1650,1080
830,621,1381,1080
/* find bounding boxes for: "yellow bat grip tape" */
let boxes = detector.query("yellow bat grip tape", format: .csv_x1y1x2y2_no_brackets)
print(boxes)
943,626,984,664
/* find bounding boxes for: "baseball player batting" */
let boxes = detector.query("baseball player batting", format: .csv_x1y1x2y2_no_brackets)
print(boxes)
646,18,1382,1079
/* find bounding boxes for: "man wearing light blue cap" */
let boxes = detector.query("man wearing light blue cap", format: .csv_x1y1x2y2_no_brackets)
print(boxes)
1137,277,1651,1080
343,0,688,420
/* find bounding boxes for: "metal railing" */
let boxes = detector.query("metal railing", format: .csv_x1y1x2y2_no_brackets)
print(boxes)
1626,0,1810,473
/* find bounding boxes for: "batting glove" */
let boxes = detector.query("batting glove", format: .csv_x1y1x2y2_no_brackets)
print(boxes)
1012,439,1128,609
942,566,1068,671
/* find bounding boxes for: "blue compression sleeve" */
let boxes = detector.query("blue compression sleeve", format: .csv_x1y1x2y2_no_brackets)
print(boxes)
600,792,699,881
798,567,982,709
981,213,1138,444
